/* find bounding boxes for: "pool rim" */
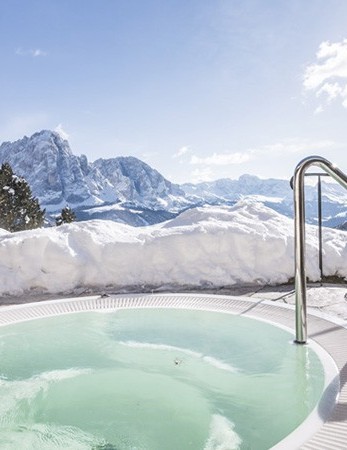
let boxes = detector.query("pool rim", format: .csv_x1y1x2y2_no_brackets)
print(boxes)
0,292,346,450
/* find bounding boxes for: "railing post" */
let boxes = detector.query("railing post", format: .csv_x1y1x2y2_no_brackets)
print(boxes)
317,175,323,281
293,162,308,344
292,156,347,344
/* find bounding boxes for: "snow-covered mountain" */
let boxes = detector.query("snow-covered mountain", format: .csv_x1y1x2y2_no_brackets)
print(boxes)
92,156,187,210
0,130,93,206
0,130,346,227
0,130,188,221
182,175,347,226
182,175,291,202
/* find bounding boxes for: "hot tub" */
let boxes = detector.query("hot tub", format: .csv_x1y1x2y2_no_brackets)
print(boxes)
0,294,342,449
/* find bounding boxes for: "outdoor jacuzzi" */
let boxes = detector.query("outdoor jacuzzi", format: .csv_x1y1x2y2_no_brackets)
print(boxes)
0,294,344,449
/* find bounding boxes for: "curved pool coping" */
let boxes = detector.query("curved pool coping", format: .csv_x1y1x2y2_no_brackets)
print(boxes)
0,293,346,450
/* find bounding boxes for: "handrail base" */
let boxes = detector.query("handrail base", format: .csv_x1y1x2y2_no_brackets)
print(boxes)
294,339,307,345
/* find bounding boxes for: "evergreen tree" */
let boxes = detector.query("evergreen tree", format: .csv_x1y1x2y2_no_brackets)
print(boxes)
0,163,45,232
56,206,76,226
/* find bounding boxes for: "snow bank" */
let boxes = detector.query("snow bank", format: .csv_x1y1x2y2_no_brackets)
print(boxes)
0,201,346,296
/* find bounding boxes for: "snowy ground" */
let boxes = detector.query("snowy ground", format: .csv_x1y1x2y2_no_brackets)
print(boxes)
252,283,347,323
0,200,346,320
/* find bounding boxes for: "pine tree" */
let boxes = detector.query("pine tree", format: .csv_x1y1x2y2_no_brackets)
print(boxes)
0,163,45,232
56,206,76,226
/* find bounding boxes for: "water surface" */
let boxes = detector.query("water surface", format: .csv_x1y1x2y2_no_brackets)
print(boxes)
0,308,324,449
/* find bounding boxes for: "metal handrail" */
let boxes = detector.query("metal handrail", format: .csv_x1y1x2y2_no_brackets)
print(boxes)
290,172,330,280
292,156,347,344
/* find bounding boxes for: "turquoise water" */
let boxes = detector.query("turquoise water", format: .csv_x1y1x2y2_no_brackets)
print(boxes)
0,308,324,450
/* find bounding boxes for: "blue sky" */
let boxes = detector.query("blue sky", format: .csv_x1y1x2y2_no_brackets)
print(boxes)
1,0,347,183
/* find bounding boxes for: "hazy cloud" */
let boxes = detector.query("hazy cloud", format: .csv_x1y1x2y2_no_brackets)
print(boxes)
257,139,336,155
173,146,190,159
190,152,252,166
314,105,324,114
55,124,69,140
188,139,336,179
317,82,343,102
304,38,347,108
191,167,214,183
16,47,48,57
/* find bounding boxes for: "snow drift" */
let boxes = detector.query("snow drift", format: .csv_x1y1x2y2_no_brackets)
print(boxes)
0,201,346,296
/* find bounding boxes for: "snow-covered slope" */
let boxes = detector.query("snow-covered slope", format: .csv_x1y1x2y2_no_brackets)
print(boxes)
0,201,345,296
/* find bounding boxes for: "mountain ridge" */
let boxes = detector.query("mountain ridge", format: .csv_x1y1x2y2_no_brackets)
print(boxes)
0,130,346,227
0,130,188,216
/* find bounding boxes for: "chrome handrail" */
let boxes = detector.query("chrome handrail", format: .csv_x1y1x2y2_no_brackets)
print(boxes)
293,156,347,343
290,172,330,280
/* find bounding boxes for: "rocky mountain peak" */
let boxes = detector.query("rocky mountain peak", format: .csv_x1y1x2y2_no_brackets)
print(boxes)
92,155,185,208
0,130,91,207
0,130,187,212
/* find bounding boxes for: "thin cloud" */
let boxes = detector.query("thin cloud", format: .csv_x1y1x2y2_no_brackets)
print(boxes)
188,139,336,172
317,82,343,102
303,38,347,108
55,124,69,141
16,47,48,57
258,139,336,155
191,167,214,183
314,105,324,115
190,152,251,166
173,146,190,159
